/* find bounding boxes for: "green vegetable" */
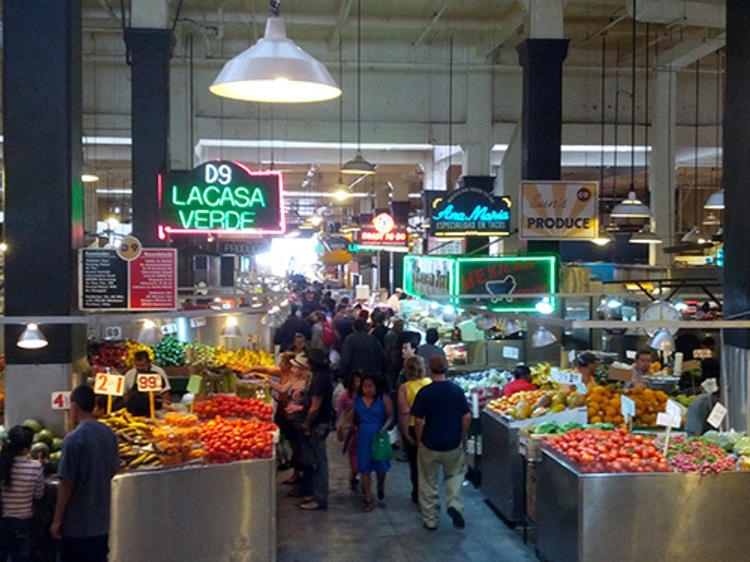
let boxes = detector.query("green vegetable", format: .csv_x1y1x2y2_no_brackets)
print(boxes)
534,422,559,435
562,422,583,432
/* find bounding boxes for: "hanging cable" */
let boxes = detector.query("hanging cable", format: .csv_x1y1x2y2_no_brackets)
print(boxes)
338,23,344,180
694,59,700,227
630,0,636,195
356,0,363,150
644,23,650,194
448,36,454,175
600,35,606,193
613,42,620,209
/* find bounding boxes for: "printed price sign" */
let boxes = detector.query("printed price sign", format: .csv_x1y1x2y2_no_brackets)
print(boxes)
621,395,636,418
503,346,519,360
707,402,727,429
189,316,206,328
575,382,588,395
104,326,122,340
186,375,203,394
161,323,178,336
701,378,718,394
656,412,681,429
569,372,583,385
550,368,562,382
51,391,71,410
568,349,576,363
94,373,125,396
247,334,261,344
136,374,164,393
625,350,637,360
693,349,713,359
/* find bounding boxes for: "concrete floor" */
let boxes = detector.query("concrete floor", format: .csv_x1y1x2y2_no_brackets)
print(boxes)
276,439,538,562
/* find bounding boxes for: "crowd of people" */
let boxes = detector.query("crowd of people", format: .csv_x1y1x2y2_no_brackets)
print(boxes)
268,286,471,531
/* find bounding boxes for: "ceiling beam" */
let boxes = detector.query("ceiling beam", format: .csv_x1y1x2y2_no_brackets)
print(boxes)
326,0,354,52
477,10,525,58
412,2,450,47
656,32,725,69
629,0,725,29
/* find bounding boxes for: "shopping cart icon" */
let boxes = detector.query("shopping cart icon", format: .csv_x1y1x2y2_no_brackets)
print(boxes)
485,276,517,303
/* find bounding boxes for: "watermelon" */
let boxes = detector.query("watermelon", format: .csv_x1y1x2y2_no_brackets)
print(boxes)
33,429,54,447
29,442,50,460
51,437,64,452
23,419,43,434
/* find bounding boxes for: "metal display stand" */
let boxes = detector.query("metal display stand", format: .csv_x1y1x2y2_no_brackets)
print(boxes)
536,448,750,562
110,458,276,562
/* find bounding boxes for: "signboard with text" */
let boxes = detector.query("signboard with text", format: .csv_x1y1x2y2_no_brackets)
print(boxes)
80,247,177,311
455,256,557,312
356,212,408,250
520,181,598,240
159,160,285,238
429,188,511,237
403,256,453,300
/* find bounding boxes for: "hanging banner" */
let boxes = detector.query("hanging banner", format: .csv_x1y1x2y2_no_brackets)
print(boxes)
355,212,409,251
455,256,558,312
520,181,598,240
158,160,285,238
429,188,511,237
79,247,177,311
403,256,453,300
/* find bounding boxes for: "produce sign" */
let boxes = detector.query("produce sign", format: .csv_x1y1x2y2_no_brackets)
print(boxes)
520,181,598,240
455,256,557,313
403,256,453,300
79,248,177,311
429,187,511,237
159,160,285,238
544,427,671,473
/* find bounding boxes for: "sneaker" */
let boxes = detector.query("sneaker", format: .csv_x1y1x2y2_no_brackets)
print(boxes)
299,500,326,510
423,522,437,531
447,507,465,529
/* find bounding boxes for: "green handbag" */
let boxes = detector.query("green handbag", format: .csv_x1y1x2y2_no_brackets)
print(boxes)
371,431,393,462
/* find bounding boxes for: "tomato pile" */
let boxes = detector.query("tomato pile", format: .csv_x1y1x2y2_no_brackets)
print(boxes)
544,427,672,473
661,435,736,474
195,394,274,422
199,417,276,463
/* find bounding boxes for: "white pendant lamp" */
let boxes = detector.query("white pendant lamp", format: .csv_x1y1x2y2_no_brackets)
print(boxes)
648,328,675,354
209,6,341,103
341,0,375,176
610,190,651,219
136,320,161,347
682,226,707,244
531,325,557,348
591,229,615,246
704,190,724,210
17,323,48,349
629,224,662,245
81,163,99,183
221,316,242,338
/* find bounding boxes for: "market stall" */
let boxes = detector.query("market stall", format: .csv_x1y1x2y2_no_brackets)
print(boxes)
110,457,275,562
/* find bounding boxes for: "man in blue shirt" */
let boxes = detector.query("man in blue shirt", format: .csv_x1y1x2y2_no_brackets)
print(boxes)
51,385,119,562
411,355,471,531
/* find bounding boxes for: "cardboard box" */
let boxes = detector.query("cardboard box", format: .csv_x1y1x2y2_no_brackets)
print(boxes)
609,366,633,383
682,360,700,373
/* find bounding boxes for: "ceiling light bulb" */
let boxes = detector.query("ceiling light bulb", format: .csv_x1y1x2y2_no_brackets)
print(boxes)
0,243,8,253
591,229,615,246
81,163,100,183
610,190,651,219
107,216,120,229
333,189,350,202
225,316,239,327
535,299,554,314
17,323,48,349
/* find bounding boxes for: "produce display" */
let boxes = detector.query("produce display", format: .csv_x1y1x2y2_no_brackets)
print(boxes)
660,435,736,474
531,421,614,435
196,368,239,394
487,389,585,420
154,337,186,367
186,342,221,369
92,342,128,372
530,363,556,390
6,419,65,475
544,427,671,473
194,394,274,422
125,341,155,368
586,385,668,427
199,417,276,463
452,369,509,409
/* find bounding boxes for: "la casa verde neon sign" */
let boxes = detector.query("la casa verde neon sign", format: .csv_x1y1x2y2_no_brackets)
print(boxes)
158,161,285,238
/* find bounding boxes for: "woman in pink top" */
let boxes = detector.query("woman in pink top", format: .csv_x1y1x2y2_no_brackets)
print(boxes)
335,371,362,491
0,425,45,561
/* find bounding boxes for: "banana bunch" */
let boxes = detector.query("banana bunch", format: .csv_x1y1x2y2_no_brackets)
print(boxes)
197,368,239,394
213,346,232,368
186,343,218,369
102,409,163,470
223,348,275,372
530,363,553,387
125,341,155,368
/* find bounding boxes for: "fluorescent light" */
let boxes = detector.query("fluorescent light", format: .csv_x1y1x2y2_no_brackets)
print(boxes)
82,136,132,145
96,188,133,195
492,144,651,153
408,193,422,199
197,139,435,151
285,191,368,198
607,299,622,309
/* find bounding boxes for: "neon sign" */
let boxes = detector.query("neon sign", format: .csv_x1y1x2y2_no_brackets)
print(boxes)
372,212,396,234
430,187,511,237
158,160,285,238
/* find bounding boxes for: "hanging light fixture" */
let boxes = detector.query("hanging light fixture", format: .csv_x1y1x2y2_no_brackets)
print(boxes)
17,323,48,349
592,229,615,246
341,0,375,175
81,163,100,183
209,2,341,103
704,190,724,210
531,326,557,348
682,226,707,244
649,328,675,354
629,224,663,244
503,319,522,336
221,316,242,338
704,52,724,213
612,2,651,221
136,320,161,347
592,35,613,247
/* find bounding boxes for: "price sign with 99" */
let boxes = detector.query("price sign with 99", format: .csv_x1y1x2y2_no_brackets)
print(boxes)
95,373,125,396
137,374,163,393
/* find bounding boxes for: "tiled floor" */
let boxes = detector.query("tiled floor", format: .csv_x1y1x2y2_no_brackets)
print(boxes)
276,439,538,561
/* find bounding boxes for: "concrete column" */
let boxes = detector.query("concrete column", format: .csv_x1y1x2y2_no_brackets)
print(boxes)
462,70,493,177
125,10,174,246
2,0,85,433
723,0,750,430
650,70,677,266
525,0,565,39
500,124,524,254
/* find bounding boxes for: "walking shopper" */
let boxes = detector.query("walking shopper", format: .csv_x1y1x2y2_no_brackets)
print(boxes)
51,385,119,562
340,318,389,385
297,349,334,511
0,426,45,561
335,371,363,491
354,374,394,511
411,355,471,531
397,356,431,503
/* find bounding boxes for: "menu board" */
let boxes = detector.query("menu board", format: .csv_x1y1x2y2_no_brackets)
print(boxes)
79,248,177,311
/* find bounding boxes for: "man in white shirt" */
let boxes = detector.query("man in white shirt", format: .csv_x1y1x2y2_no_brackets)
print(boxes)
123,351,171,415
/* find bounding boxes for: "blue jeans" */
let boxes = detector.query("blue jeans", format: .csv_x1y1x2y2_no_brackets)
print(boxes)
0,517,33,562
297,424,330,507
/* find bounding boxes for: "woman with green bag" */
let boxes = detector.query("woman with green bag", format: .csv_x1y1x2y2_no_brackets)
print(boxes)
354,374,394,512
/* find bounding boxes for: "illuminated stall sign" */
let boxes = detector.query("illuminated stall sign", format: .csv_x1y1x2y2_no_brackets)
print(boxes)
158,160,285,238
355,213,409,251
403,256,453,299
456,256,557,312
430,188,511,237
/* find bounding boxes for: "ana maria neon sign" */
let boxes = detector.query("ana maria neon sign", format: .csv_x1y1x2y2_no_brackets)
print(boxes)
430,187,511,237
158,161,285,238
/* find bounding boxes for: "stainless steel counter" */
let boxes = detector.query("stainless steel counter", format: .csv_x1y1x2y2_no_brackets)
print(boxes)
537,449,750,562
110,458,276,562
